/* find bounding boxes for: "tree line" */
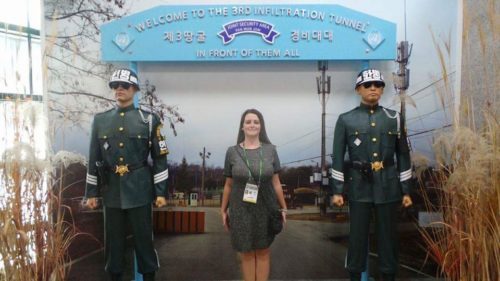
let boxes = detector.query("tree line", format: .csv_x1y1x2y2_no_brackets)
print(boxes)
167,157,319,195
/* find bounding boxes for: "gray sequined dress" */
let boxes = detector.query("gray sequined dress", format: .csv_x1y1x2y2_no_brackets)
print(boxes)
223,144,281,252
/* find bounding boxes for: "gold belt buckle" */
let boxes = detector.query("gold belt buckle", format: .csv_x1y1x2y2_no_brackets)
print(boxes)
371,161,384,172
115,164,129,176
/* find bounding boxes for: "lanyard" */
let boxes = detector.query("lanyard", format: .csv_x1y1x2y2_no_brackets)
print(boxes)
242,144,263,186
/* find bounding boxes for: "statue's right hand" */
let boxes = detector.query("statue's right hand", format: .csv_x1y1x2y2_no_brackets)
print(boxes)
332,195,344,207
86,198,98,209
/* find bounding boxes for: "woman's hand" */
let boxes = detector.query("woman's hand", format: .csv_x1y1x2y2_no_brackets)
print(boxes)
221,209,230,232
281,209,287,225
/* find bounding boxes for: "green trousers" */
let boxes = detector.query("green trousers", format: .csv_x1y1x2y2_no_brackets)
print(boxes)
347,201,400,276
104,204,159,274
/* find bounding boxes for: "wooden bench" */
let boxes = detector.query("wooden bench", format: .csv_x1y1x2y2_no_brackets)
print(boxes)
153,210,205,234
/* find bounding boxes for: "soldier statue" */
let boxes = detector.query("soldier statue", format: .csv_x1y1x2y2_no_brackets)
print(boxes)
330,69,413,281
85,68,168,281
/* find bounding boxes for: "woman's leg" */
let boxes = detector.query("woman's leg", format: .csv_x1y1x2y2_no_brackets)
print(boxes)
255,248,270,281
239,251,256,281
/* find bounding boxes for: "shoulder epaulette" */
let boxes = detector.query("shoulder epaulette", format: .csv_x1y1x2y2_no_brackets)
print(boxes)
139,105,163,123
381,106,399,119
138,104,153,114
342,107,359,117
95,107,114,116
381,106,399,115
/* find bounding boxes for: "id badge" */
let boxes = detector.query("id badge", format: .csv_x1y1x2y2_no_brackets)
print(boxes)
243,183,259,204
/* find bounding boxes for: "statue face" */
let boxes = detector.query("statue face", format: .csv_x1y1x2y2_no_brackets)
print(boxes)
356,82,384,105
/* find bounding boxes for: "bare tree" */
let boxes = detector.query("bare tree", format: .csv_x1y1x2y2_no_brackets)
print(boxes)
44,0,184,136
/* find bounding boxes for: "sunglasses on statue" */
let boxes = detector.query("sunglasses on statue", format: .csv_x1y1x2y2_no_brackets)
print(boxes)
109,82,132,90
362,81,385,89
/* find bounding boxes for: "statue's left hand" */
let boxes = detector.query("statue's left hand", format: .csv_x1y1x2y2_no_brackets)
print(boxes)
155,196,167,208
402,195,413,208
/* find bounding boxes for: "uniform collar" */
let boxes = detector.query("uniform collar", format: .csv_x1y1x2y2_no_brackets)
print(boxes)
116,104,136,113
359,103,380,111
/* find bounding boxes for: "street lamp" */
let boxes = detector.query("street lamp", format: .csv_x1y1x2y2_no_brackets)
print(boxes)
199,147,211,206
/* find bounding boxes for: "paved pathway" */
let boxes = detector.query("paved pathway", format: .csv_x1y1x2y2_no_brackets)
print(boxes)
68,207,440,281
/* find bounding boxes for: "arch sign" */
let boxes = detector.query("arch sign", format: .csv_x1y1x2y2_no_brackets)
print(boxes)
101,4,396,62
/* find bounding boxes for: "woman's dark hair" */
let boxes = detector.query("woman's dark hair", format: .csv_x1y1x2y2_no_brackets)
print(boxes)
236,109,272,144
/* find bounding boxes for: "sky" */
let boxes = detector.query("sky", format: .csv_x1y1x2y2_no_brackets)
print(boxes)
0,0,41,29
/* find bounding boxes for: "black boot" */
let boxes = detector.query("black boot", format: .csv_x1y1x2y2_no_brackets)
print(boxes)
142,272,155,281
381,273,395,281
109,273,122,281
350,272,361,281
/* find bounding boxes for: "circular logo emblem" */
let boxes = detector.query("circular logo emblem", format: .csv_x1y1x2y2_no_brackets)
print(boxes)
114,32,131,50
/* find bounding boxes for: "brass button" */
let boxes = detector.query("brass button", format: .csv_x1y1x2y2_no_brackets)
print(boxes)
119,127,124,132
120,112,125,117
371,122,376,127
119,142,124,148
373,152,378,157
119,157,124,162
372,138,377,142
370,110,374,114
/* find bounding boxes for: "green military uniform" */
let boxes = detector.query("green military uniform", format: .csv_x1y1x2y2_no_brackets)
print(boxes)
85,104,169,276
330,70,412,281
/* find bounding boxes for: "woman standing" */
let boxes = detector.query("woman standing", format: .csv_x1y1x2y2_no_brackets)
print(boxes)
221,109,287,281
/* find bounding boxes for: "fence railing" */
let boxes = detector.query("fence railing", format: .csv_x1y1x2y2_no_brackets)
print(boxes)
165,197,221,207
